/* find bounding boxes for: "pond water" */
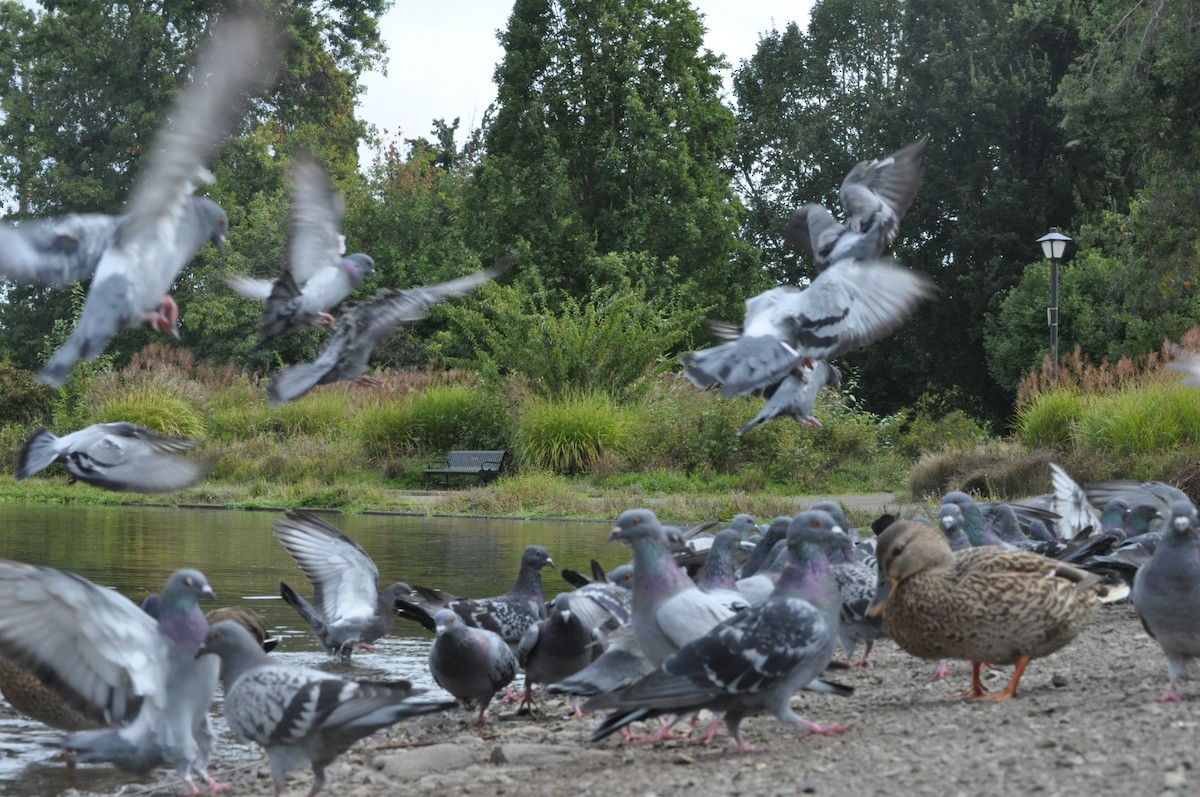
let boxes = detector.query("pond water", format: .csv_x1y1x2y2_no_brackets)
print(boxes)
0,503,629,796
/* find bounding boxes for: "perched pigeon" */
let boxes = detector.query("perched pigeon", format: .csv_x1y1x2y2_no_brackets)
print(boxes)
1132,500,1200,702
274,510,411,661
735,540,790,605
938,503,972,551
0,564,220,791
679,257,935,398
37,15,276,386
395,544,555,646
736,517,792,579
738,360,842,435
515,592,600,711
608,509,739,668
16,422,206,493
783,139,927,272
586,510,852,753
428,610,518,725
267,262,508,405
227,153,375,342
199,620,453,796
729,514,766,541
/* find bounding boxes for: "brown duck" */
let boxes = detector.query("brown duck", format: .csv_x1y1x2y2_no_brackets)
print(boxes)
867,519,1126,701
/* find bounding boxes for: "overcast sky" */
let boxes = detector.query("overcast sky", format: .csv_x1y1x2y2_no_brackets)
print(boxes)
358,1,817,148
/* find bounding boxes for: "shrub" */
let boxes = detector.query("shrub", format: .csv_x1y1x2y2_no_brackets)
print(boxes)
0,360,55,427
1015,390,1086,450
513,392,633,474
357,383,509,460
89,383,208,440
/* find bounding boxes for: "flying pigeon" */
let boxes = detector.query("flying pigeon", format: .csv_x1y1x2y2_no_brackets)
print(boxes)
586,510,852,753
738,359,842,435
428,609,518,725
227,153,375,342
0,563,220,792
37,15,277,386
0,214,120,286
1167,343,1200,387
267,261,509,405
274,510,411,661
395,544,555,646
608,509,737,667
15,422,207,493
199,620,453,796
1132,500,1200,702
679,257,935,398
783,138,927,272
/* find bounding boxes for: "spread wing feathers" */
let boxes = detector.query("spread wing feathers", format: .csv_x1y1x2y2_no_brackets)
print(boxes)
1049,463,1103,541
121,14,273,236
839,137,927,240
0,214,119,285
782,204,846,266
0,560,164,726
273,511,381,626
286,153,346,286
354,267,508,349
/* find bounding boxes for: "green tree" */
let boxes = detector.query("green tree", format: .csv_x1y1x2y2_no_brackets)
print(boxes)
466,0,762,320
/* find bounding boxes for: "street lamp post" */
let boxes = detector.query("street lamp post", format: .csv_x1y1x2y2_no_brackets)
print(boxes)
1036,227,1072,381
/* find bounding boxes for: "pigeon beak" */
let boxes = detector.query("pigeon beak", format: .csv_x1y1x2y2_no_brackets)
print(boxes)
195,644,211,660
607,527,623,542
867,578,896,619
202,585,216,602
545,557,556,569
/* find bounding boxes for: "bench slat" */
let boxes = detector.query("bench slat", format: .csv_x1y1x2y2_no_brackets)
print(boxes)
424,450,506,488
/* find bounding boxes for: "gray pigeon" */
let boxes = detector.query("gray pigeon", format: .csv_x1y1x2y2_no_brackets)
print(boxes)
394,544,555,646
227,153,375,342
679,257,935,398
1085,478,1190,518
274,510,411,661
729,514,765,541
938,502,972,551
37,15,276,386
267,262,508,405
428,610,518,726
783,138,927,272
1167,343,1200,387
199,620,453,796
608,509,737,667
735,517,791,579
545,628,656,700
586,509,852,752
826,530,886,668
738,360,842,435
515,592,600,711
0,564,220,791
0,213,120,286
1132,500,1200,702
16,422,206,493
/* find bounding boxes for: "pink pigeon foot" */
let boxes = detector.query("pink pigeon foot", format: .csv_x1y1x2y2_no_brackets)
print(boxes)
727,734,768,755
317,311,336,328
802,416,823,428
928,659,953,682
1154,684,1183,703
204,776,232,793
686,718,723,745
795,721,851,741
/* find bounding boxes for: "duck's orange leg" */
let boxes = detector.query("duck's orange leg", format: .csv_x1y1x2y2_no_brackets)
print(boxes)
972,655,1029,702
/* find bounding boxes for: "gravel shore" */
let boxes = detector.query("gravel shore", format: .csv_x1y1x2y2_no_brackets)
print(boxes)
70,601,1197,797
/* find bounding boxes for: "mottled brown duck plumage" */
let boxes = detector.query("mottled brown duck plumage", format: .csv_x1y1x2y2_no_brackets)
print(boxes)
868,519,1124,701
0,656,100,731
205,606,279,652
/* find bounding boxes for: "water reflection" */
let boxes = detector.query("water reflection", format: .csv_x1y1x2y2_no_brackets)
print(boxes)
0,503,629,796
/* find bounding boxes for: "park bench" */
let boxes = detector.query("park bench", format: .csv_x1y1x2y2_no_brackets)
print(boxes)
423,449,506,489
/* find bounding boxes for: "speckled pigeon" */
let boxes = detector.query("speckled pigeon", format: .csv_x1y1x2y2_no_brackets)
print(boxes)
679,257,935,398
267,261,508,405
16,422,206,493
783,138,927,272
586,510,852,752
274,510,411,661
738,359,842,435
427,610,518,725
1132,500,1200,702
37,15,276,386
228,153,374,342
394,544,555,646
609,509,739,667
0,564,220,792
200,620,452,796
826,530,886,668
